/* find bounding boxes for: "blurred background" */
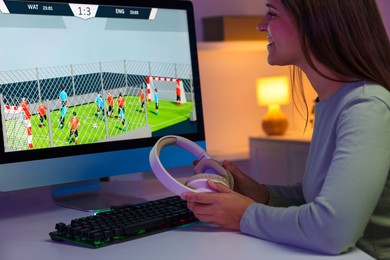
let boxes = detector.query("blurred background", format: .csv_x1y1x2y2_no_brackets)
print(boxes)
190,0,390,159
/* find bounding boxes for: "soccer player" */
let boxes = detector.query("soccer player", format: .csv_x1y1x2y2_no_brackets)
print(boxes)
118,106,128,131
69,112,80,144
107,91,114,118
139,90,145,113
95,91,105,119
37,100,47,127
59,101,69,129
117,93,125,116
154,88,159,115
59,87,67,107
175,81,181,106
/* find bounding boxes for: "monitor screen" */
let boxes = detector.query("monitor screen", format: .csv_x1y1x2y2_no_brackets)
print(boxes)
0,0,205,209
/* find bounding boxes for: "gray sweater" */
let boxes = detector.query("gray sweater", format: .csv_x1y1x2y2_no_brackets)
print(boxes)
240,81,390,259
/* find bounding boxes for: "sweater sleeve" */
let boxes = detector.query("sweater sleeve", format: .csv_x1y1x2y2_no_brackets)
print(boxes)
267,183,305,207
240,95,390,255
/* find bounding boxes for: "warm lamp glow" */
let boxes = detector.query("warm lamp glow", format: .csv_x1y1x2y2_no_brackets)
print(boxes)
256,76,290,135
256,76,289,106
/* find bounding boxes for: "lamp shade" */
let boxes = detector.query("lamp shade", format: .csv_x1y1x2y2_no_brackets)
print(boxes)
256,76,289,106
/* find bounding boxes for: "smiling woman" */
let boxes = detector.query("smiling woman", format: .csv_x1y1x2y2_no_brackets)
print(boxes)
182,0,390,258
257,1,302,67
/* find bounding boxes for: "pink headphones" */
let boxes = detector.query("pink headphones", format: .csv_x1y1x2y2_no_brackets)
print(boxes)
149,135,234,196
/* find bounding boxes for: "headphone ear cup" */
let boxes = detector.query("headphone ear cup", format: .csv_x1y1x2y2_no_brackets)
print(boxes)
185,173,232,189
191,159,234,189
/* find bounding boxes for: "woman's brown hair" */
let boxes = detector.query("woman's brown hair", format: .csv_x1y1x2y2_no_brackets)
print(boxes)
280,0,390,126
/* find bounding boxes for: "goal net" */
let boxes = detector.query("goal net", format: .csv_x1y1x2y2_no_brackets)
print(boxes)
3,105,29,151
146,76,187,104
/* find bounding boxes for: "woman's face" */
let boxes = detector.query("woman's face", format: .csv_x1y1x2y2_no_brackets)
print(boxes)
258,0,304,67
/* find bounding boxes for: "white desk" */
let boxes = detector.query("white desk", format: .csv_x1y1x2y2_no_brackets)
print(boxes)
0,176,373,260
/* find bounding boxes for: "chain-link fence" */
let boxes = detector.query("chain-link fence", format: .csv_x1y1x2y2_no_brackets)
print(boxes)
0,60,193,151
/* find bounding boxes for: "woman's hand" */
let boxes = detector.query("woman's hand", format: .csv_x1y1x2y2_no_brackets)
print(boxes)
181,180,255,230
222,160,270,204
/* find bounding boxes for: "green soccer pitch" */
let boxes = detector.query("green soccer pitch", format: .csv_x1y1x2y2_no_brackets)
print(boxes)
25,95,193,149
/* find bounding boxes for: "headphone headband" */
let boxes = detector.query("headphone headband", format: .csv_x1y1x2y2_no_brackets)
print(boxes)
150,135,223,195
153,135,210,161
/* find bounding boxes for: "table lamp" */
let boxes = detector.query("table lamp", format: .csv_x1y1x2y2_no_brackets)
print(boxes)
256,76,289,135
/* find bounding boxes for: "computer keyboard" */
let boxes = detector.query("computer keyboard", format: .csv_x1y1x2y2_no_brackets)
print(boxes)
49,196,198,248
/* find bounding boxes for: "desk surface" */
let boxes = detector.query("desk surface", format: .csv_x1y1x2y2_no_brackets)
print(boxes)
0,176,373,260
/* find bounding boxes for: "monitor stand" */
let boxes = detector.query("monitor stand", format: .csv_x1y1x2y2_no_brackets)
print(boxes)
51,179,146,212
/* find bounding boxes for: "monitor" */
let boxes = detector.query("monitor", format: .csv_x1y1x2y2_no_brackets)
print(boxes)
0,0,205,211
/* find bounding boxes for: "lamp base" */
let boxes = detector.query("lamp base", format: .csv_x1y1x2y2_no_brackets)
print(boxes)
262,118,288,135
262,106,288,135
